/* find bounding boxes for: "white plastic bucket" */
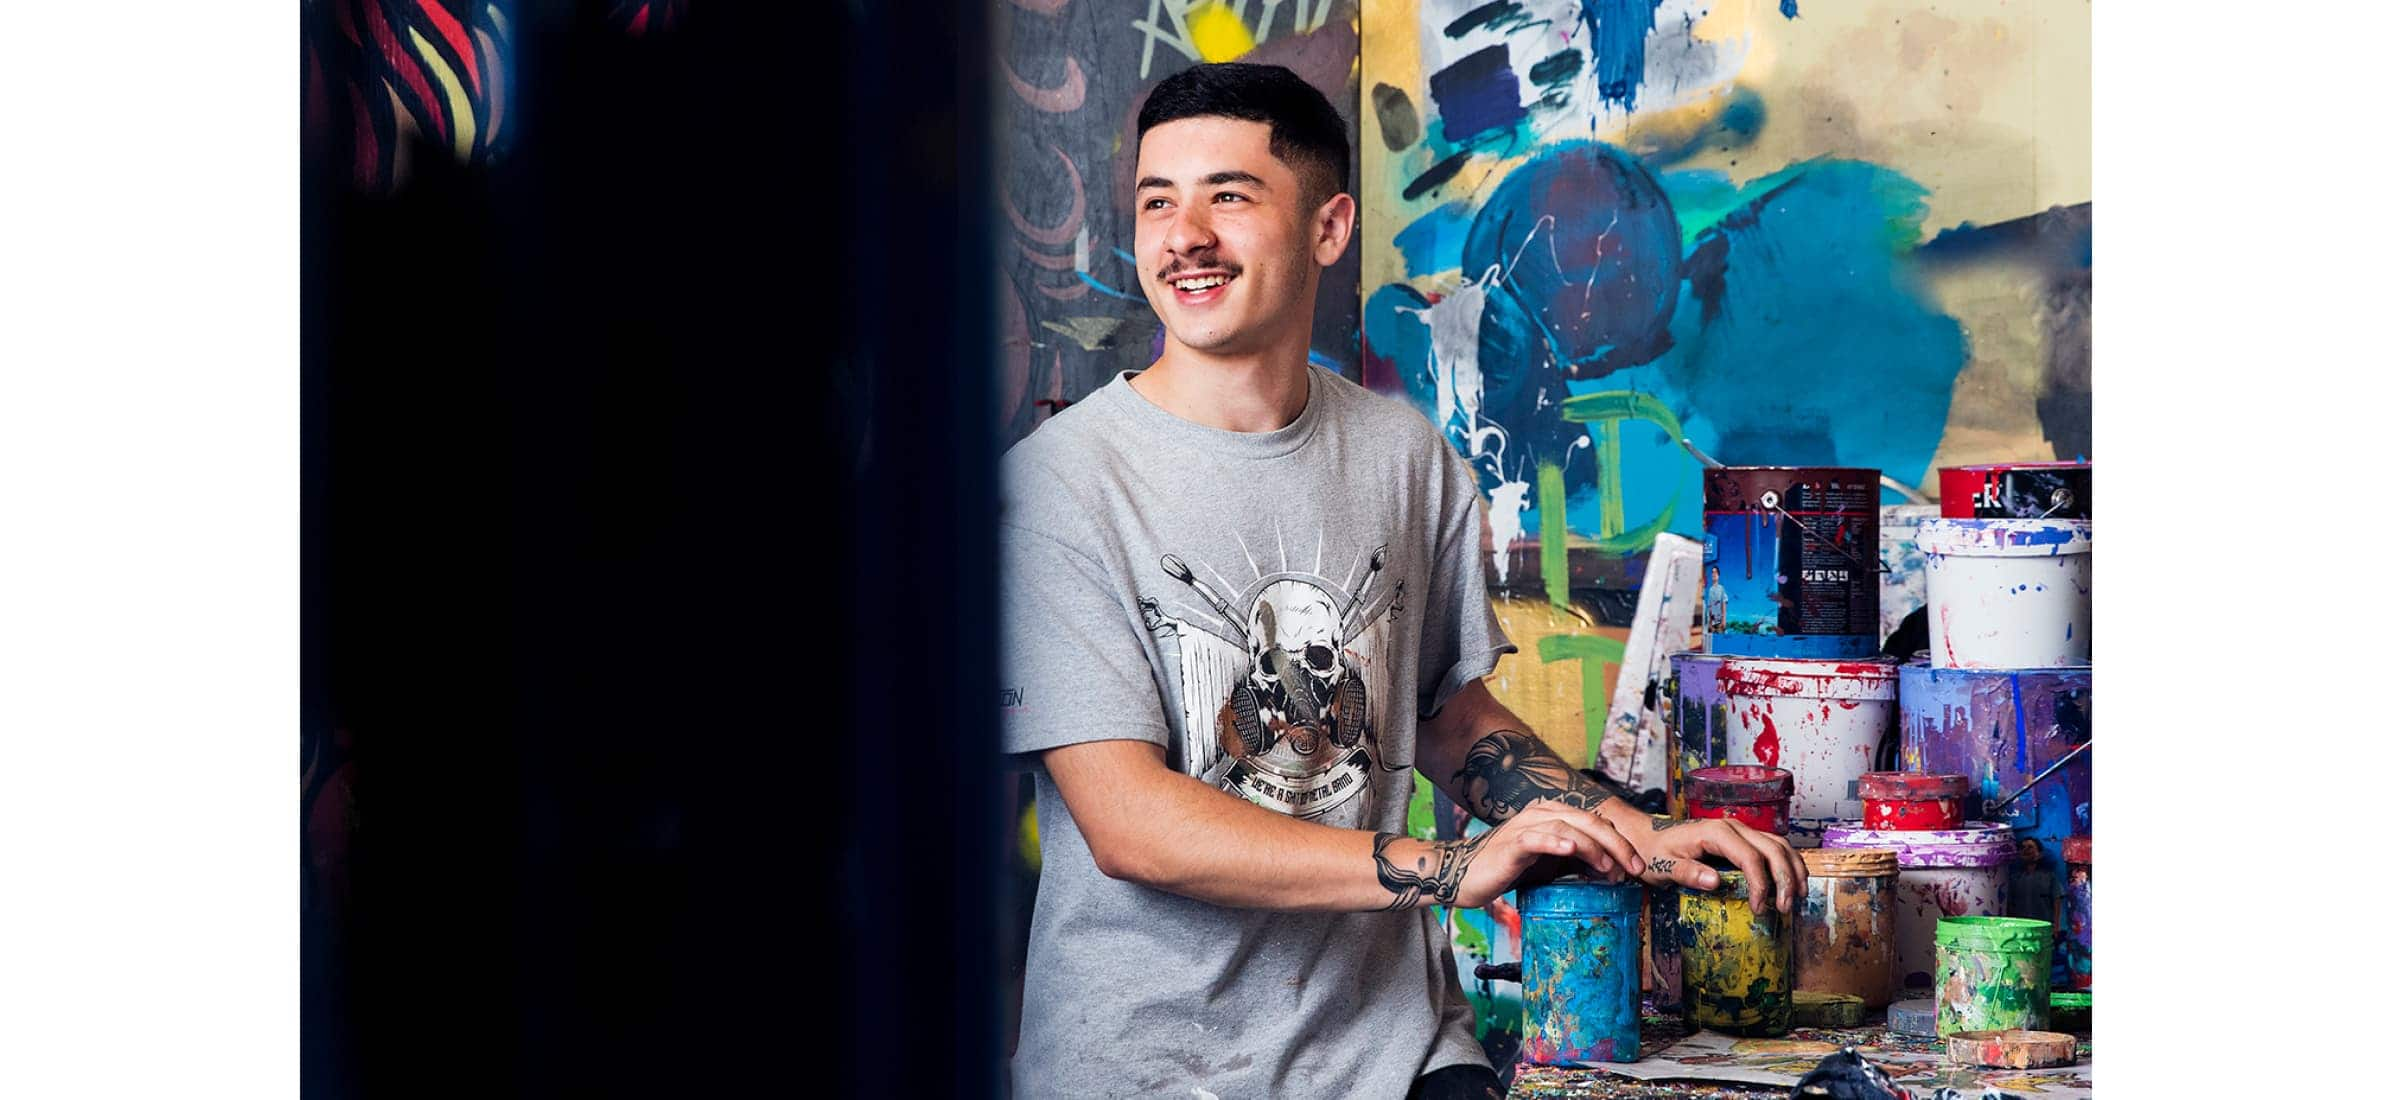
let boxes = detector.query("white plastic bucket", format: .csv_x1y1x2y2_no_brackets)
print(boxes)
1914,519,2091,669
1711,657,1900,826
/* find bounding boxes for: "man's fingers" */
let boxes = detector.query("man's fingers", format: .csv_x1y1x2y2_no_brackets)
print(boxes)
1702,824,1777,913
1641,854,1719,891
1525,821,1623,881
1740,825,1807,910
1517,800,1645,877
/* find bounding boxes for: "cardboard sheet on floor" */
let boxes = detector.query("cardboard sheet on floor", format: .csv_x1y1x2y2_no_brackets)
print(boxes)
1547,1026,2092,1097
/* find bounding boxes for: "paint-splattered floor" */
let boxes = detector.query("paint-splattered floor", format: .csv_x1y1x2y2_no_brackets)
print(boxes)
1510,1012,2093,1098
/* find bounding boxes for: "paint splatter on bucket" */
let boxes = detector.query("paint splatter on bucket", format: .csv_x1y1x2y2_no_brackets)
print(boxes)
1822,822,2014,992
1518,879,1644,1065
1702,467,1880,659
1669,655,1898,834
1794,847,1900,1007
2061,836,2091,991
1939,462,2091,520
1898,662,2091,899
1859,772,1969,831
1913,519,2091,669
1933,916,2053,1036
1678,870,1794,1037
1685,765,1794,835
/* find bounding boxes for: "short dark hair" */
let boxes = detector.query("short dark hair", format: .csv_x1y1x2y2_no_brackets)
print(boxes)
1136,63,1350,206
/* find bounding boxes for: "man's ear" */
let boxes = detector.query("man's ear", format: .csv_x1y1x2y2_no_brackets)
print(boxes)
1312,192,1357,268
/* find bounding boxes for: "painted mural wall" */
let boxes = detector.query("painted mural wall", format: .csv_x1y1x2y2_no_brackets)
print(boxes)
1360,0,2091,1057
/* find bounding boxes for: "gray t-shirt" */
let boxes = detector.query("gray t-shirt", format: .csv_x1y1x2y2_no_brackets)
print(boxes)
999,365,1515,1099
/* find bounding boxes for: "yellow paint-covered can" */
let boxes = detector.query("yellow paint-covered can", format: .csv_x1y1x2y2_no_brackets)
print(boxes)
1678,870,1794,1036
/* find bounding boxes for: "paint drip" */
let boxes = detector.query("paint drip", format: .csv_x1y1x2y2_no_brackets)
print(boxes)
1933,916,2054,1036
1678,870,1794,1037
1666,653,1898,832
1685,764,1794,835
1859,771,1968,831
1518,878,1644,1065
1701,467,1881,659
1913,518,2091,669
1793,847,1900,1007
1822,822,2014,992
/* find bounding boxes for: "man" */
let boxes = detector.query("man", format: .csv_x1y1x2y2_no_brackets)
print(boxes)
999,63,1804,1099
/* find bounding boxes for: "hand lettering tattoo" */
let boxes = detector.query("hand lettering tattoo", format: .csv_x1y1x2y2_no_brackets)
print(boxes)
1647,858,1677,875
1373,830,1484,911
1452,730,1615,823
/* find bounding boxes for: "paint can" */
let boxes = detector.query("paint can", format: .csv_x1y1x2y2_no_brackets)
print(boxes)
1790,990,1865,1029
1822,822,2015,993
1518,878,1644,1064
1939,462,2091,520
2061,836,2091,992
1678,869,1794,1037
1859,772,1969,831
1644,883,1684,1015
1878,502,1942,647
1933,916,2053,1036
1713,658,1899,831
1944,1029,2078,1069
1701,467,1880,659
1897,663,2091,885
1913,519,2091,668
1793,847,1900,1008
1684,765,1793,835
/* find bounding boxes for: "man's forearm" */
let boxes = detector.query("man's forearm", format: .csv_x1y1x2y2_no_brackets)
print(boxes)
1417,680,1648,833
1044,739,1488,913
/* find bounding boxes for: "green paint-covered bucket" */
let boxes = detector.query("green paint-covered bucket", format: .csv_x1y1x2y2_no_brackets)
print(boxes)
1934,916,2053,1036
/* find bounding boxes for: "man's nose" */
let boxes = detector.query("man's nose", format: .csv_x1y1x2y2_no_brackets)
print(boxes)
1164,203,1216,257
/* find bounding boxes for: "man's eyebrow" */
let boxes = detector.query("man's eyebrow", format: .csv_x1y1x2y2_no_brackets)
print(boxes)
1135,170,1270,191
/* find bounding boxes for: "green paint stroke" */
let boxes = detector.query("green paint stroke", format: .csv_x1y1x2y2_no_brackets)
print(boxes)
1407,770,1439,842
1538,461,1569,608
1539,633,1626,768
1558,389,1689,554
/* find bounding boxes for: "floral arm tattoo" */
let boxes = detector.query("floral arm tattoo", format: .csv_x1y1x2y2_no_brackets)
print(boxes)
1451,729,1616,824
1373,830,1485,910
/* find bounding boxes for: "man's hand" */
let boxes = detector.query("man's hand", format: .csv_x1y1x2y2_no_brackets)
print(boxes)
1613,813,1806,914
1372,799,1645,910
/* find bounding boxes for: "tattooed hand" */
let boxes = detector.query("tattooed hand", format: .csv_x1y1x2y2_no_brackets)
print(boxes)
1372,800,1645,911
1615,814,1807,914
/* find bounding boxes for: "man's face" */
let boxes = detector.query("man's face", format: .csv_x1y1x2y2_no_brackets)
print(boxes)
1133,116,1329,357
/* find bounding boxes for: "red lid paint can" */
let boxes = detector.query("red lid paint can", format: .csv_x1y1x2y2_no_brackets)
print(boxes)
1859,771,1969,831
1937,462,2091,520
1684,765,1794,835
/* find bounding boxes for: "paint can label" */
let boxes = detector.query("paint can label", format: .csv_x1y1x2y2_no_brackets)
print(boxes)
1938,463,2091,520
1702,468,1879,655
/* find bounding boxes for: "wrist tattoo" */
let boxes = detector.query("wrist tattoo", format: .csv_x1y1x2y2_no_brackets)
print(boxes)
1453,729,1615,823
1650,817,1690,832
1373,830,1484,911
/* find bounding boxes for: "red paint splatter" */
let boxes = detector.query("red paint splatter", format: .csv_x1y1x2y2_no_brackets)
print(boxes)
1491,896,1523,944
1755,707,1780,767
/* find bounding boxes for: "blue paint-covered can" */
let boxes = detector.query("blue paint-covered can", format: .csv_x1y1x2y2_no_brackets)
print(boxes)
1702,467,1881,659
1518,878,1643,1064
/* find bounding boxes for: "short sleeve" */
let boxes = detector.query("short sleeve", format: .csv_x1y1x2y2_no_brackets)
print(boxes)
1415,443,1516,719
999,518,1173,766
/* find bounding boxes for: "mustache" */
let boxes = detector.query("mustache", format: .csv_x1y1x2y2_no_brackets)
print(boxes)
1156,258,1243,280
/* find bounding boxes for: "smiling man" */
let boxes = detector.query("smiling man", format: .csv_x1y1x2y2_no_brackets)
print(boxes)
999,63,1804,1099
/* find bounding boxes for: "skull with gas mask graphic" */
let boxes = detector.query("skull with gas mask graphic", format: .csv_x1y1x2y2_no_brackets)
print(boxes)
1223,578,1370,763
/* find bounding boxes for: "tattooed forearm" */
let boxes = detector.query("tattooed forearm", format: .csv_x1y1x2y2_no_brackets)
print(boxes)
1373,830,1484,911
1452,729,1615,823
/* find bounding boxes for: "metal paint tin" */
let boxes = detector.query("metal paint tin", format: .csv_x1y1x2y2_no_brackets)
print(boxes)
2061,836,2090,992
1675,657,1898,832
1897,663,2091,881
1913,519,2092,669
1685,765,1794,835
1701,467,1880,659
1859,772,1969,831
1823,822,2015,993
1678,870,1794,1037
1793,847,1900,1008
1938,462,2091,520
1518,879,1644,1065
1934,916,2053,1036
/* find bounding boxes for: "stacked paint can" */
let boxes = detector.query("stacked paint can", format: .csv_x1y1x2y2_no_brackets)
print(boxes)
1822,822,2015,994
1702,467,1880,659
1684,765,1793,835
1859,771,1967,830
1678,869,1793,1037
1792,847,1900,1008
1903,459,2092,992
1665,654,1899,844
1518,879,1644,1065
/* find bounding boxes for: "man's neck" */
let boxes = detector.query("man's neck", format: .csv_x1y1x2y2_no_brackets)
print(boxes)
1130,344,1312,434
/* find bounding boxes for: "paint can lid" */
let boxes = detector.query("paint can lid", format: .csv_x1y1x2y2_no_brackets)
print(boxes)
1858,771,1970,800
1712,657,1902,701
1686,765,1794,804
1886,999,1938,1037
1934,915,2054,951
1914,517,2092,557
1790,991,1866,1029
1821,822,2016,868
1943,1029,2080,1069
2063,836,2092,864
1800,846,1898,877
1517,877,1643,917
